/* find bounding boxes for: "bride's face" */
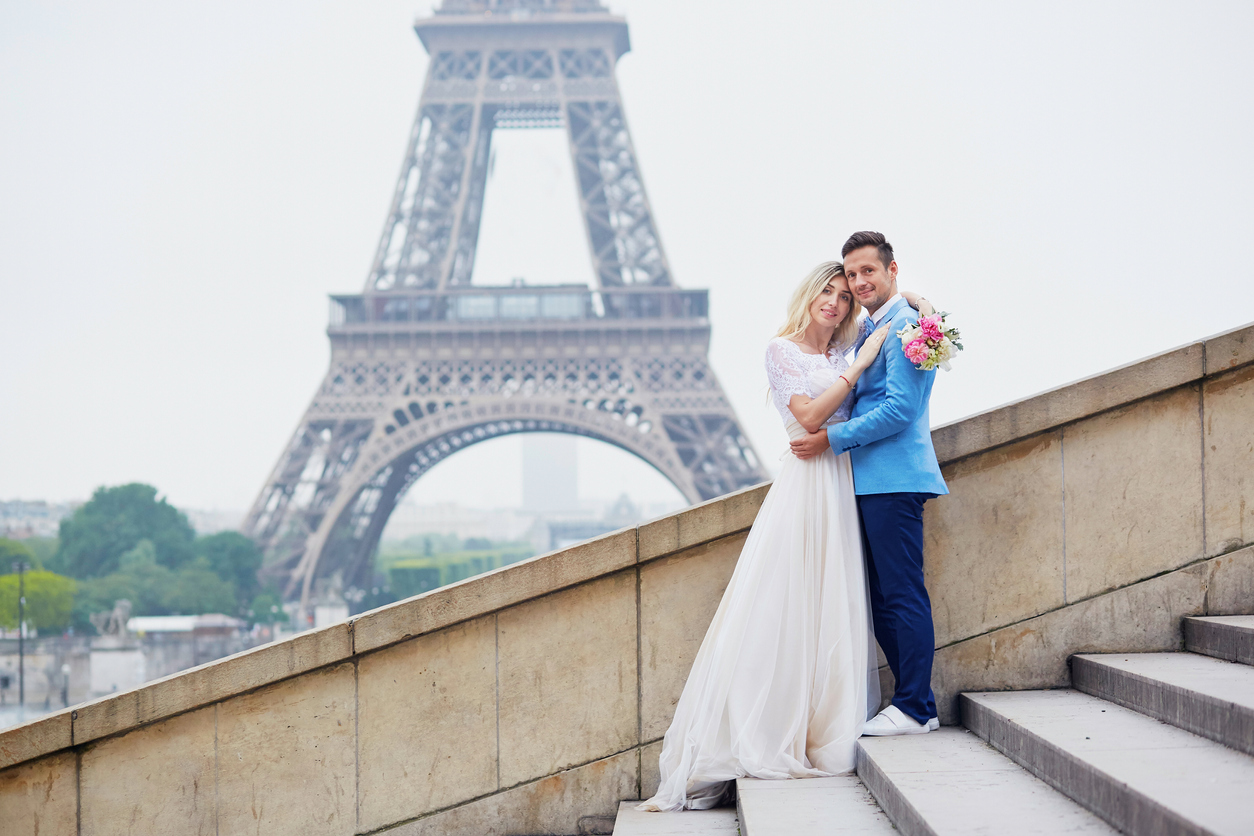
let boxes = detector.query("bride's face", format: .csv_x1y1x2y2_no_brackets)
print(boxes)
809,277,852,328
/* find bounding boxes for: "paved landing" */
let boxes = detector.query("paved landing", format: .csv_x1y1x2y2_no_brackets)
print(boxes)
736,775,895,835
610,800,738,835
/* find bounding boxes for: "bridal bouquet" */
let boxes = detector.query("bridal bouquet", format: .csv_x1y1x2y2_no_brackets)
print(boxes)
897,312,963,371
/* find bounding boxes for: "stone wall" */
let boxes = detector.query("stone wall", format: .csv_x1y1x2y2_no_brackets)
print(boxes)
921,321,1254,721
0,323,1251,836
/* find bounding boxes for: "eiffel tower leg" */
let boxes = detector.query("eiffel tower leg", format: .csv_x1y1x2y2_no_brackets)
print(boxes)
446,104,493,287
295,451,410,611
367,101,493,292
566,100,672,289
244,414,375,602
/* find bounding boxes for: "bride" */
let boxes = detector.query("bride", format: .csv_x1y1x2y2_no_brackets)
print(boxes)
639,261,931,812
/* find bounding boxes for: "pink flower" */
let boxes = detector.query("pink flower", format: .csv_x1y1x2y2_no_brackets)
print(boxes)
919,315,943,342
904,338,930,364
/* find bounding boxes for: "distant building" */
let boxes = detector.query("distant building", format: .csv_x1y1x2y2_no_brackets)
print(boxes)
383,502,539,542
182,509,245,535
84,613,256,698
1,499,243,540
0,499,78,539
528,493,653,552
126,614,247,637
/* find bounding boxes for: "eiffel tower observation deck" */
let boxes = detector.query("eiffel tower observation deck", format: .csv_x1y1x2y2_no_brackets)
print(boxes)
243,0,769,610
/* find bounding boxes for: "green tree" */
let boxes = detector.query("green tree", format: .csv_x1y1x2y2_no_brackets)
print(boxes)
71,540,242,632
56,484,196,578
113,540,176,614
0,571,76,632
248,592,288,625
71,544,166,632
193,532,262,613
23,537,59,572
118,539,158,572
0,538,39,572
161,559,238,616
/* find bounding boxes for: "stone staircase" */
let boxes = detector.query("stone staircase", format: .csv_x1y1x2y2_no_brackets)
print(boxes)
611,615,1254,835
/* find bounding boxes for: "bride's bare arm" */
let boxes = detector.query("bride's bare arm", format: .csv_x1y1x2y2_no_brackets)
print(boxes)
786,327,889,433
900,290,935,316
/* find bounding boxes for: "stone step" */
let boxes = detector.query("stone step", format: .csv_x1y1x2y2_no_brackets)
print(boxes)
962,689,1254,836
736,775,895,835
1072,651,1254,756
856,727,1117,835
610,800,737,835
1184,615,1254,666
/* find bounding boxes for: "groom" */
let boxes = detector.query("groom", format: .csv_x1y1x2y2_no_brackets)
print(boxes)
791,231,948,735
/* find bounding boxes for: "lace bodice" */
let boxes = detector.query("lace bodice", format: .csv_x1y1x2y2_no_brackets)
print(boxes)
764,337,855,428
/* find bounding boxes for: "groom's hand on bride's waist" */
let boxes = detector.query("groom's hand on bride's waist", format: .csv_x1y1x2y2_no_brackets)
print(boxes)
790,429,830,460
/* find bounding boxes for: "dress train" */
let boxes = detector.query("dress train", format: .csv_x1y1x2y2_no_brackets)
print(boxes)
639,420,879,811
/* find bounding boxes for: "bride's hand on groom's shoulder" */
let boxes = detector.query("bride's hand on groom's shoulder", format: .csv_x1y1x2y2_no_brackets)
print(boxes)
853,326,889,370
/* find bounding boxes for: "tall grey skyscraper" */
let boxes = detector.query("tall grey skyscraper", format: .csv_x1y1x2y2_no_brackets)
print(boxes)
522,434,578,513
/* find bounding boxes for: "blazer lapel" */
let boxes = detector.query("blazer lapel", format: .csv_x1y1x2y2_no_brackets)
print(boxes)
877,297,910,326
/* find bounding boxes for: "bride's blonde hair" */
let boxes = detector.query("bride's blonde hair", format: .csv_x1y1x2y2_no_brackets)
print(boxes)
775,261,862,352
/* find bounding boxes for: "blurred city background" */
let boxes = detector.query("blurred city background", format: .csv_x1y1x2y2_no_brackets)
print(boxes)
3,0,1253,730
1,436,680,729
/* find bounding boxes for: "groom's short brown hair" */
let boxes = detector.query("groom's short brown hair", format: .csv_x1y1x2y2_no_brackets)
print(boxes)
842,231,894,269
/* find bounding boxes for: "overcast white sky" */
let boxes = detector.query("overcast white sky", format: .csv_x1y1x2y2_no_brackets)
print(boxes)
2,1,1253,516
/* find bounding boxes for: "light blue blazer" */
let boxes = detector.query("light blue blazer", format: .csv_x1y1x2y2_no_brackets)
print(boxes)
827,297,949,497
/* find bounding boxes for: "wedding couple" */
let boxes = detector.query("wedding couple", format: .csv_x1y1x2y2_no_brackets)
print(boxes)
640,231,949,812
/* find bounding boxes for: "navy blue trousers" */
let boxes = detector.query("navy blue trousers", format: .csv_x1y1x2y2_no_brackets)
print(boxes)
857,492,936,723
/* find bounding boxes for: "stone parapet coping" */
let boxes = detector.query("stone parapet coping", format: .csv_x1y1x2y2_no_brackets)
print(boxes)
933,321,1253,465
1,320,1250,772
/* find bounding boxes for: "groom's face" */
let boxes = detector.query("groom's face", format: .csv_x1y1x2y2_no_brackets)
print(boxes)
844,246,898,312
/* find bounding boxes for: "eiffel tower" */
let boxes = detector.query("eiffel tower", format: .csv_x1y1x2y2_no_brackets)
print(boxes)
243,0,768,611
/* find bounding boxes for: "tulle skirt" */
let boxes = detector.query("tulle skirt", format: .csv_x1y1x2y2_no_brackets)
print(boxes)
639,421,880,812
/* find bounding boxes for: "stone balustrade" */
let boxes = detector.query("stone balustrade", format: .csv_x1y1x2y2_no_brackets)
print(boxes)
1,322,1251,836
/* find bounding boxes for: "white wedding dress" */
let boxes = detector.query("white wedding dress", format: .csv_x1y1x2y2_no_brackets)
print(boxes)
639,337,880,812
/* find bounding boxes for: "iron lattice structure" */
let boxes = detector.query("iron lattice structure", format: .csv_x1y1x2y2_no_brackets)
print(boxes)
243,0,768,610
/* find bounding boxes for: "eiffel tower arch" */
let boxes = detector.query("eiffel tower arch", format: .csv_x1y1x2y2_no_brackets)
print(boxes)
243,0,769,611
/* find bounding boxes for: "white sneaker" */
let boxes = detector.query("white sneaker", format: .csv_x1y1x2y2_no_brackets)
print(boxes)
862,705,937,736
